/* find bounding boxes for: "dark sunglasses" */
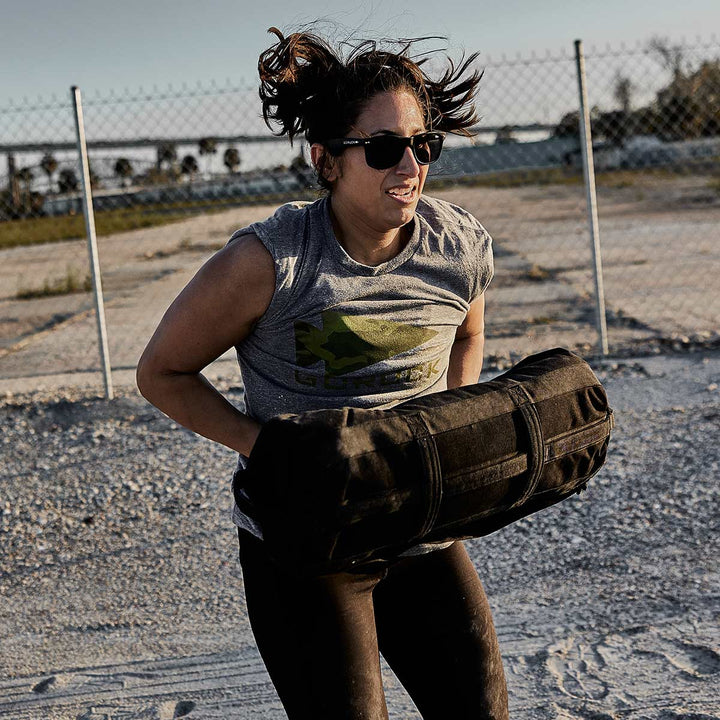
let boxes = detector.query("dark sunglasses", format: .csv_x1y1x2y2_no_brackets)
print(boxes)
323,132,445,170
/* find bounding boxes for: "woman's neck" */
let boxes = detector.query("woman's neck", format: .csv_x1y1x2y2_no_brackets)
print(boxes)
328,198,410,267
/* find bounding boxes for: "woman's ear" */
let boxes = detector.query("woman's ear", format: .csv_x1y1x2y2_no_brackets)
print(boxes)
310,143,340,183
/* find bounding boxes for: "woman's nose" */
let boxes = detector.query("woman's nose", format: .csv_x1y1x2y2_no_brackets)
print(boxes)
395,145,420,176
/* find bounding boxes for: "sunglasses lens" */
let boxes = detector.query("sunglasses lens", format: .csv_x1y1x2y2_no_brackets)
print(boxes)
415,134,443,164
365,136,406,170
364,134,444,169
414,140,431,164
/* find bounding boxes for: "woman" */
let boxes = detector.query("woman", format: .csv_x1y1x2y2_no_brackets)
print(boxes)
137,27,508,720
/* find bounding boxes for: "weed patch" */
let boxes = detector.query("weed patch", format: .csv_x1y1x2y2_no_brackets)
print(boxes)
527,264,551,281
16,268,92,299
0,191,314,250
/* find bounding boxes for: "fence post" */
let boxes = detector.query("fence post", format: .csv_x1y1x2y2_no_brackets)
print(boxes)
71,86,114,399
574,40,609,356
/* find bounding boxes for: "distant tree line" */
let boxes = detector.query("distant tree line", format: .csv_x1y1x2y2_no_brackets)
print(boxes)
2,137,252,219
1,134,310,220
553,38,720,145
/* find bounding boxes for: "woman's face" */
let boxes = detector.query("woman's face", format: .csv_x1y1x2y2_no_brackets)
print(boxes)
317,89,430,234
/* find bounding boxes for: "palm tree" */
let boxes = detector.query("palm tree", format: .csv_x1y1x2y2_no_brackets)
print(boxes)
88,161,101,190
198,137,218,177
223,146,240,174
15,167,34,215
156,142,178,172
494,125,518,144
40,153,58,193
114,158,134,189
58,168,79,194
289,151,312,188
16,167,34,191
180,154,199,182
613,74,633,115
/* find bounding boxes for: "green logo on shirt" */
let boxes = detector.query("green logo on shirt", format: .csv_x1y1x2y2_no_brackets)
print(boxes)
294,311,438,376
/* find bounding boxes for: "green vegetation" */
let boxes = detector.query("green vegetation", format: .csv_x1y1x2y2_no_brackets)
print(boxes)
16,267,92,299
427,167,583,190
1,155,716,252
0,206,198,250
554,43,720,144
0,191,316,250
427,164,716,192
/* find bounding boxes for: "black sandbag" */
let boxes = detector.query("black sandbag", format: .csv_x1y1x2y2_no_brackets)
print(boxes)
236,347,614,575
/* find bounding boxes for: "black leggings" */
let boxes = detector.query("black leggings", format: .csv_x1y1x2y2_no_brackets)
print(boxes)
238,531,509,719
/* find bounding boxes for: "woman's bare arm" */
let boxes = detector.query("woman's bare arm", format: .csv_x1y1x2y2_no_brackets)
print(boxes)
447,295,486,390
136,233,275,456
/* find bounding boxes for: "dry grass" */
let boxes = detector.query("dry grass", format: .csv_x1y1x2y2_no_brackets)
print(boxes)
0,191,312,251
16,267,92,299
526,264,551,281
0,207,203,250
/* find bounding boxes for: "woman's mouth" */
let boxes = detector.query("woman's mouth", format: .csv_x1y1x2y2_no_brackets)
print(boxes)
386,186,416,204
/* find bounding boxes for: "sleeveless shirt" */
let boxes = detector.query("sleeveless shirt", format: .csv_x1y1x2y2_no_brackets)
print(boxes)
229,194,494,543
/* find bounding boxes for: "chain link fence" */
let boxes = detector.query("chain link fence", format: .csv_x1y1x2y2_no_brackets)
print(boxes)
1,37,718,393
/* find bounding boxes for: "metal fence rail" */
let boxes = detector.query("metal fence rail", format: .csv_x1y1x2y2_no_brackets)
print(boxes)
1,36,718,393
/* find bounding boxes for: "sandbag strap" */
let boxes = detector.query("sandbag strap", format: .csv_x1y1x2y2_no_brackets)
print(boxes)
506,382,545,508
404,413,443,541
545,410,614,461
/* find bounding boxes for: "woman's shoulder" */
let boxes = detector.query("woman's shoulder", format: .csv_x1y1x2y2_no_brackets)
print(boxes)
214,231,276,303
416,194,494,301
228,198,320,256
416,194,491,246
224,199,326,323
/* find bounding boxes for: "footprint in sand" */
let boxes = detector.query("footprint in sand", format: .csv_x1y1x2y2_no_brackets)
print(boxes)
661,641,720,679
545,637,610,700
77,700,197,719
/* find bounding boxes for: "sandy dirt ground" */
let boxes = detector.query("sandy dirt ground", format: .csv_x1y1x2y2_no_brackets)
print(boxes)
0,351,718,719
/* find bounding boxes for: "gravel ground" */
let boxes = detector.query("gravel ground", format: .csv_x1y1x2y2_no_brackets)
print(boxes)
1,350,719,719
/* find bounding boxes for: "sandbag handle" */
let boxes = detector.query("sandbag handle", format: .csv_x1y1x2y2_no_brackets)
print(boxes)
506,382,545,508
404,413,443,541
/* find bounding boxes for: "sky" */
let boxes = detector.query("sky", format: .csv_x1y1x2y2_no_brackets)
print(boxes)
1,0,718,106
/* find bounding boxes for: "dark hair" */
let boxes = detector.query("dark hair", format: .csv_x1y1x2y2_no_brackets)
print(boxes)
258,27,483,190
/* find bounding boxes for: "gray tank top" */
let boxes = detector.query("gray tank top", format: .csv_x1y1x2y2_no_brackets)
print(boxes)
230,194,493,544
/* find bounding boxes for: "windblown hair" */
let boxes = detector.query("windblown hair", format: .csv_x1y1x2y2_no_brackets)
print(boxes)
258,27,483,189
